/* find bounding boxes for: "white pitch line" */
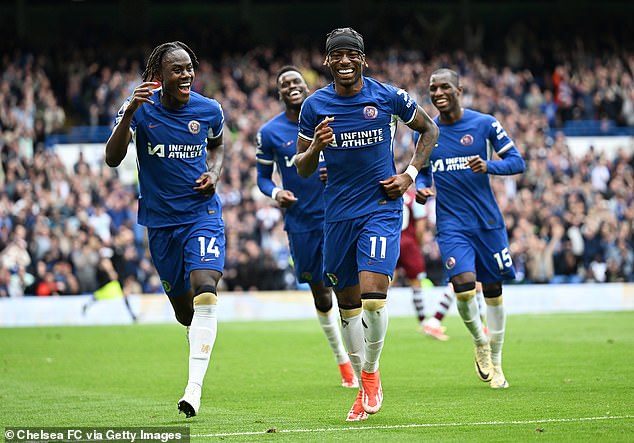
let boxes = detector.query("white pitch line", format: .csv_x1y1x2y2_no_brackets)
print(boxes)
193,415,634,438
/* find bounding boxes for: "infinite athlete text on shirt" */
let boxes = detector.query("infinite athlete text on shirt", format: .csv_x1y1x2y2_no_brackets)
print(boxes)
338,128,384,147
168,144,204,159
148,143,205,159
432,155,479,172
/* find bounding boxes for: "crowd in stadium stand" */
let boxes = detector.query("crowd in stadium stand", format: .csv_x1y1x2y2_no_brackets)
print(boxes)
0,38,633,297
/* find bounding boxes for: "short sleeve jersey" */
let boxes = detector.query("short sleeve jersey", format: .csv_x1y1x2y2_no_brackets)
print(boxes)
298,77,417,222
114,90,224,228
256,112,325,233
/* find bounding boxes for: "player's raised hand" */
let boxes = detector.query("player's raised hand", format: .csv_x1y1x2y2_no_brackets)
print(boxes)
127,81,160,112
416,187,435,205
380,174,411,200
194,171,218,196
313,116,335,151
466,155,488,173
275,190,298,208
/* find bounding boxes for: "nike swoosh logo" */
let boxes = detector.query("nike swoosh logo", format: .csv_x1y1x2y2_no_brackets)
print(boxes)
201,258,216,262
148,123,161,129
475,360,490,381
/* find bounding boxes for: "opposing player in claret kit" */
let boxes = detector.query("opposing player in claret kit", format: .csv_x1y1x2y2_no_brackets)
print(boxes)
255,65,357,389
396,189,450,341
295,27,439,421
416,68,525,389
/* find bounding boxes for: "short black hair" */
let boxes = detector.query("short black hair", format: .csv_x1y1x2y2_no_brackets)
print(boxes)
276,65,303,84
431,68,459,87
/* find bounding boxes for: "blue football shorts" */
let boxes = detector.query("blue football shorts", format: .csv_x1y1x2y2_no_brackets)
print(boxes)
147,217,225,297
437,226,516,283
323,210,402,290
288,228,325,285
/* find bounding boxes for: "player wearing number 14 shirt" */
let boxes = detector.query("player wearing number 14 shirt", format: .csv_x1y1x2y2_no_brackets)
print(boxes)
415,68,525,391
105,41,226,419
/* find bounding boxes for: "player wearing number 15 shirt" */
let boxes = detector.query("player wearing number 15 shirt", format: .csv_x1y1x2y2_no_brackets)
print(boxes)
415,68,525,392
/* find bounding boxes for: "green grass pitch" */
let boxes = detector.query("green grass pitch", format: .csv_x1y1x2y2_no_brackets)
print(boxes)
1,312,633,442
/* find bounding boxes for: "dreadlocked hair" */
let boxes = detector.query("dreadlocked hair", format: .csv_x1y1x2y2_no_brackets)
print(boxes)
141,41,199,82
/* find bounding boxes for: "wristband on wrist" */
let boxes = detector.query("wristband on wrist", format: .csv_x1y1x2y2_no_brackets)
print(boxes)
271,187,282,200
404,164,418,182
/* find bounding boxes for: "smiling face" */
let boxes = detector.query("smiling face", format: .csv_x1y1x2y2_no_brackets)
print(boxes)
158,48,194,108
326,49,365,91
428,71,462,115
277,70,309,110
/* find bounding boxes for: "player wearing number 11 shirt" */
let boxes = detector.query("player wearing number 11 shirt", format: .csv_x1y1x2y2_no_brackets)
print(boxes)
415,68,525,391
295,27,438,421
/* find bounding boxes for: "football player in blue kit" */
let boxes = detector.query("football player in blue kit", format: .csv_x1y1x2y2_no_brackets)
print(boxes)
416,68,526,389
295,28,439,421
255,66,358,389
105,41,225,418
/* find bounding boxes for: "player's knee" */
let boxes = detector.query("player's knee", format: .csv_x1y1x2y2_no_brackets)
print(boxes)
193,285,217,306
314,298,333,314
483,284,503,305
312,287,333,313
453,281,476,301
361,293,387,311
175,310,193,327
339,302,362,318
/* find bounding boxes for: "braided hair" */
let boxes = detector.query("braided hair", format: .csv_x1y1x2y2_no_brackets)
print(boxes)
141,41,199,82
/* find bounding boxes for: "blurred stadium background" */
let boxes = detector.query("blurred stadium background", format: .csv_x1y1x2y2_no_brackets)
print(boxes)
0,0,633,325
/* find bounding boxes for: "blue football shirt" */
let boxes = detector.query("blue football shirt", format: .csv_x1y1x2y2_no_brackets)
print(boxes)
114,89,224,228
256,112,325,233
298,77,417,222
416,108,525,233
